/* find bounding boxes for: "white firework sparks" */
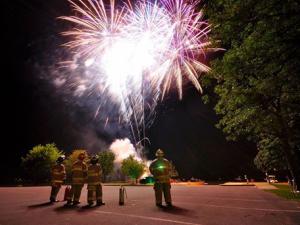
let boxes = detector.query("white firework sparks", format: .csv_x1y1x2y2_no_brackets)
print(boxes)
58,0,212,145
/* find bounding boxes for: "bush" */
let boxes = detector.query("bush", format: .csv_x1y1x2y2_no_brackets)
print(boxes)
21,143,64,184
121,155,145,183
97,151,115,182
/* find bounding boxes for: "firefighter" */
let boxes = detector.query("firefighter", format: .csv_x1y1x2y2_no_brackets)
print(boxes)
87,155,105,206
50,155,66,202
66,152,87,206
149,149,172,207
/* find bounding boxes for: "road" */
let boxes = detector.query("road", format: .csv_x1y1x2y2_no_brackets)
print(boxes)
0,184,300,225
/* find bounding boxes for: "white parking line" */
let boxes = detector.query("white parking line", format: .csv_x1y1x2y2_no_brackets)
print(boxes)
183,196,269,202
94,210,202,225
182,202,300,213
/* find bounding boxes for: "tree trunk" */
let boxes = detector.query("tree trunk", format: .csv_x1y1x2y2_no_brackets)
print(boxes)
278,116,300,190
276,109,300,190
281,138,300,190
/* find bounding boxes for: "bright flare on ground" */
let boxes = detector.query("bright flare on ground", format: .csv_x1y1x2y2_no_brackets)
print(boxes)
59,0,213,145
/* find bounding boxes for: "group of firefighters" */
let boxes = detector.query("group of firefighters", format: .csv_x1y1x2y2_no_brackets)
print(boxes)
50,152,104,206
50,149,172,207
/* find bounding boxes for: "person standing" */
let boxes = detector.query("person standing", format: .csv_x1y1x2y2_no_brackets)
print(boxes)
66,152,87,206
87,155,105,206
149,149,172,207
50,155,66,202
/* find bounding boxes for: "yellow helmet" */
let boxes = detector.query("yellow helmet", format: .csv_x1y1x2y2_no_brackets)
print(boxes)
78,152,86,160
155,149,164,157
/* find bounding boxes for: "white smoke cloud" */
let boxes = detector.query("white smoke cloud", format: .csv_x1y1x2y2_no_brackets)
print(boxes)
109,138,152,178
109,138,141,163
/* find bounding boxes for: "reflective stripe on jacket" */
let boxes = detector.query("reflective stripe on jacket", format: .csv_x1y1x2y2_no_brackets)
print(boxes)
72,160,87,184
155,175,170,183
51,164,66,184
87,164,102,186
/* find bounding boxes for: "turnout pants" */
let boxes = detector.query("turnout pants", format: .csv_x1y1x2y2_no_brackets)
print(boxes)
50,184,61,201
154,183,171,204
67,184,83,202
87,184,103,203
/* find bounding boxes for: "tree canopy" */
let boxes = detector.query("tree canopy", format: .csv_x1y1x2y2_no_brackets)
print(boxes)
21,143,64,184
204,0,300,186
121,155,145,183
97,150,115,181
254,137,288,172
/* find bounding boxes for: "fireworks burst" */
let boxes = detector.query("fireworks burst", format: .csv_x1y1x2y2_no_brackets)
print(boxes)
58,0,212,146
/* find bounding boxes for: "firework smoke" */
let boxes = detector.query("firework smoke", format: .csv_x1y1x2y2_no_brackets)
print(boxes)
109,138,138,163
109,138,151,178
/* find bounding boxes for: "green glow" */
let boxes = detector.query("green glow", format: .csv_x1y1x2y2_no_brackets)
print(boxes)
140,176,155,185
157,164,165,171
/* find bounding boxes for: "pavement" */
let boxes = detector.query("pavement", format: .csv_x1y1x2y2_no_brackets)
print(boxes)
220,182,277,190
220,182,255,187
0,184,300,225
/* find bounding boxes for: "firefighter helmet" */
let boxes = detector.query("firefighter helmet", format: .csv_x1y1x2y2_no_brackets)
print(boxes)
56,155,65,163
78,152,86,160
155,149,164,157
90,155,99,164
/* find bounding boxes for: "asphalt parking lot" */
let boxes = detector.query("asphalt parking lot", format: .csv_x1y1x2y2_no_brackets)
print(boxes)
0,184,300,225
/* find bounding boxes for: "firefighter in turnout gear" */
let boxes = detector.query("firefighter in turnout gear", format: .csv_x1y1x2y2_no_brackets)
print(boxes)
87,155,105,206
66,152,87,206
50,155,66,202
149,149,172,207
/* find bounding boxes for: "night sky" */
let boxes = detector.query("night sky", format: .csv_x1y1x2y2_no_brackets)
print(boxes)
3,0,262,184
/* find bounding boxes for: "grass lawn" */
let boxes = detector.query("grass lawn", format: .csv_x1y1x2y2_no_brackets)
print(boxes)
266,183,300,201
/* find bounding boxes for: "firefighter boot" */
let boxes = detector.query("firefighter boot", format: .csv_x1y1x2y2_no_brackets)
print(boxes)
96,200,105,206
64,200,72,206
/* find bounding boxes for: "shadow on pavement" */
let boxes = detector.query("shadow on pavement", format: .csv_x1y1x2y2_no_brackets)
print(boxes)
28,202,53,208
54,204,80,212
54,204,103,213
78,205,102,212
158,205,193,216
